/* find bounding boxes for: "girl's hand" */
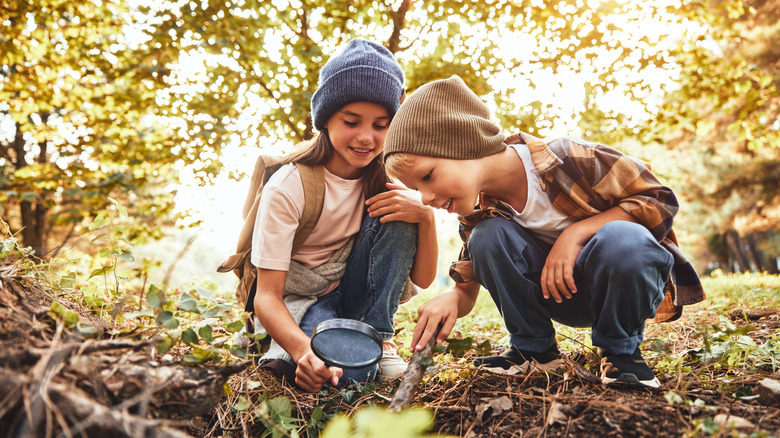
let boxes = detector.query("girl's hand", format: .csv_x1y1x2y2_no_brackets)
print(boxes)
366,182,434,224
295,349,342,392
541,228,585,303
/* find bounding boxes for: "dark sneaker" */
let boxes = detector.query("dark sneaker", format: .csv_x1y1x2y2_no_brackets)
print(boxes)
600,347,660,389
473,344,562,375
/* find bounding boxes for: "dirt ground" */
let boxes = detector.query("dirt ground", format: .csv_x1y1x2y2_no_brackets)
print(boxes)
205,310,780,437
1,261,778,437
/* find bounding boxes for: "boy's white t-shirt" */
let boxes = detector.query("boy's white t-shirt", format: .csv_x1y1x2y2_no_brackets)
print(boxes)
507,144,575,245
251,163,364,271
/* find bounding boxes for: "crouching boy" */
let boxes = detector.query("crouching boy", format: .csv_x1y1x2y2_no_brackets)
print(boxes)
383,75,704,388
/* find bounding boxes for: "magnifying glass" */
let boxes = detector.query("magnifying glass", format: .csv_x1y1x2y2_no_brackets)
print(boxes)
310,319,383,369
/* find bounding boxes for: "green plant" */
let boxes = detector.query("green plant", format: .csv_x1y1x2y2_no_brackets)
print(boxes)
321,406,439,438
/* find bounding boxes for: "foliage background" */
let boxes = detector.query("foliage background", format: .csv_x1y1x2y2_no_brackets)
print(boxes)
1,0,778,286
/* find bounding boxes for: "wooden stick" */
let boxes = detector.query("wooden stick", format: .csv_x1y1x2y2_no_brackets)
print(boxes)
388,325,441,412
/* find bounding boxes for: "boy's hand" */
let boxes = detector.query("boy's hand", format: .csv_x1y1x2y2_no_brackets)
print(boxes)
541,228,585,303
411,291,460,351
366,182,434,224
295,349,342,392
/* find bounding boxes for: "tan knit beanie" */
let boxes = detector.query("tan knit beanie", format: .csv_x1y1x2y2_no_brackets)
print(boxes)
384,75,506,161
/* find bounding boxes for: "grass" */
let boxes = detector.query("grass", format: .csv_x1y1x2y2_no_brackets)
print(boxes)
394,271,780,374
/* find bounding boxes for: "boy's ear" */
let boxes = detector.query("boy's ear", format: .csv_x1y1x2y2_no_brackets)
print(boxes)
399,89,406,104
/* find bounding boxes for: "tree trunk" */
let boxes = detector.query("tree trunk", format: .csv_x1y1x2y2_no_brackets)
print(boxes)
725,229,750,272
13,122,49,256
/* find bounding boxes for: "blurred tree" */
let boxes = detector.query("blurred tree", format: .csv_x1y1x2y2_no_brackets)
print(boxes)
579,0,779,273
0,0,189,255
1,0,681,257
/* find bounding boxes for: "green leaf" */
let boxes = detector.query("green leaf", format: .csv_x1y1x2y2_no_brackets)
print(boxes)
200,306,219,318
198,324,213,343
89,213,109,230
75,322,98,338
229,346,247,358
58,272,77,289
156,336,173,354
88,265,113,279
233,396,251,411
445,337,474,357
116,249,135,262
475,340,492,356
156,311,179,329
146,284,165,307
108,196,127,217
182,328,199,345
226,320,245,333
50,301,80,328
125,308,155,319
177,292,200,313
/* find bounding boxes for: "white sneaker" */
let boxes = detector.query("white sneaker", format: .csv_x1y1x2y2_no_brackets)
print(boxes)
378,340,407,381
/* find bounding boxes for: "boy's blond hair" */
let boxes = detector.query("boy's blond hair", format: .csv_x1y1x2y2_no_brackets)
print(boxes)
384,152,413,181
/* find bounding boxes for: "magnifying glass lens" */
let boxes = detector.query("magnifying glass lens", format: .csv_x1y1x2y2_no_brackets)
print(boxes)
311,319,383,369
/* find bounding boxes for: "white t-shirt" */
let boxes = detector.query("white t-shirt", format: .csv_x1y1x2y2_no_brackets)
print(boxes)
251,163,365,270
507,144,574,245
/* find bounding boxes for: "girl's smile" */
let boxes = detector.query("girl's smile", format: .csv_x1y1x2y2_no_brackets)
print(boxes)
324,102,389,179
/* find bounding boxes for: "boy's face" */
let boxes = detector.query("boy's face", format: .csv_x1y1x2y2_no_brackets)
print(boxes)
392,153,482,216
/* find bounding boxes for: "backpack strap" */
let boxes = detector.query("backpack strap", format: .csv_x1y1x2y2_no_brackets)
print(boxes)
291,163,325,255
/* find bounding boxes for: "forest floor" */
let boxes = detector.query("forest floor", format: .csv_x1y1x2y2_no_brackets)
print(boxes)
1,260,778,437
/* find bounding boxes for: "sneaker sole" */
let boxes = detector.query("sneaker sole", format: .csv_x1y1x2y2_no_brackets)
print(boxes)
602,373,661,389
480,358,562,376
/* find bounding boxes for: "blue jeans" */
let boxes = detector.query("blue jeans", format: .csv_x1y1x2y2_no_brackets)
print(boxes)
468,218,673,356
297,215,417,385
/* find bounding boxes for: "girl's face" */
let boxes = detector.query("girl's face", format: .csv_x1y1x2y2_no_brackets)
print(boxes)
324,102,390,179
393,154,482,216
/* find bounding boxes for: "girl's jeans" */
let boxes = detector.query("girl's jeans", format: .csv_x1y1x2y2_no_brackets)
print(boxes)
468,218,673,356
296,215,417,385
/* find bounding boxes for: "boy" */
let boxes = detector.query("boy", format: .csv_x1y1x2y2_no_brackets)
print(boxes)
382,75,704,388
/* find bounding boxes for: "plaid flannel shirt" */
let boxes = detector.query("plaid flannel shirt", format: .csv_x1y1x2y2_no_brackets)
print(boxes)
449,132,705,322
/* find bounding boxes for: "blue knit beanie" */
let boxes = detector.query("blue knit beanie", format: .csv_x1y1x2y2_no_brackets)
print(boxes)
311,38,405,131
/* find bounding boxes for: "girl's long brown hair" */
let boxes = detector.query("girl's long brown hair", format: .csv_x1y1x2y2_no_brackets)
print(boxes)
284,130,389,200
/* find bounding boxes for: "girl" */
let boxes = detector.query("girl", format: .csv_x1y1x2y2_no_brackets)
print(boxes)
251,38,437,393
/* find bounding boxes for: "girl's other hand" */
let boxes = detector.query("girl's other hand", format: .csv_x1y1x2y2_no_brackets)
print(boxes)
366,182,434,224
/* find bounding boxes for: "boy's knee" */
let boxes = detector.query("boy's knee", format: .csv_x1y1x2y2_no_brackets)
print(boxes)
469,218,514,259
591,221,661,267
